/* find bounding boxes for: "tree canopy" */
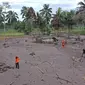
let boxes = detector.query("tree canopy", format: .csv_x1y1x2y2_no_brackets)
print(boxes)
0,1,85,34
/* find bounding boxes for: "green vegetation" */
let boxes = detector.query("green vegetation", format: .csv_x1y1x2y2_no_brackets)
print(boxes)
0,29,24,36
71,29,85,35
0,0,85,36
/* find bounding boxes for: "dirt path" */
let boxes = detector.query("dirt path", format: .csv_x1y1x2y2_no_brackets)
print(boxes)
0,37,85,85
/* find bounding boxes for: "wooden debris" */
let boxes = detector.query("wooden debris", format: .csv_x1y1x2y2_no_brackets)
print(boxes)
29,52,35,56
0,62,14,73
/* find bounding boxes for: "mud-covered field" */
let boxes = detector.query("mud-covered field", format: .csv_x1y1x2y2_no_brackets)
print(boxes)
0,36,85,85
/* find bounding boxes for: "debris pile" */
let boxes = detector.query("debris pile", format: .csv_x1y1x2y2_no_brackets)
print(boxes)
0,62,14,73
29,52,35,56
3,43,9,48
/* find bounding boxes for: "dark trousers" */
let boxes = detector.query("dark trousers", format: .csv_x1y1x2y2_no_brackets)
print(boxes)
16,63,19,69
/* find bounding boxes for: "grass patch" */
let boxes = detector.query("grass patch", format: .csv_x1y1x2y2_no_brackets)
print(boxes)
70,29,85,35
0,29,24,40
0,33,24,40
0,29,24,36
54,28,85,35
0,33,24,36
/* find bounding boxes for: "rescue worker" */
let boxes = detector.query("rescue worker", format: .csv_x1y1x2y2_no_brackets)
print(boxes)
15,56,20,69
62,40,65,48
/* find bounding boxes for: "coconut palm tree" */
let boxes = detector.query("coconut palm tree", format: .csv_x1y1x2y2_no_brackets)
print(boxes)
0,5,4,23
2,2,10,32
77,0,85,13
6,11,18,24
62,10,75,29
21,6,36,20
39,4,52,34
40,4,52,25
0,5,4,28
21,6,36,34
36,12,46,33
21,6,28,19
56,7,62,29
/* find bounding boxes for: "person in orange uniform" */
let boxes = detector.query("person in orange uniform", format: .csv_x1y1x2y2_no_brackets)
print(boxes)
15,56,20,69
62,40,65,48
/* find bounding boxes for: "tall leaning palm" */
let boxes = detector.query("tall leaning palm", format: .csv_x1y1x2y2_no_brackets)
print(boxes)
21,6,28,19
78,0,85,13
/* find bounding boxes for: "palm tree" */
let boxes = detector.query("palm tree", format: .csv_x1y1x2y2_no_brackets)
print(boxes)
21,6,28,19
36,12,46,33
0,6,4,28
40,4,52,25
61,10,75,38
21,6,36,34
56,7,62,29
77,0,85,13
27,7,36,19
62,10,75,29
74,10,85,26
2,2,10,32
21,6,36,20
39,4,52,34
26,7,36,33
51,7,64,30
76,0,85,26
6,11,18,24
0,5,4,23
